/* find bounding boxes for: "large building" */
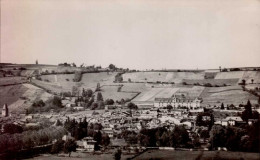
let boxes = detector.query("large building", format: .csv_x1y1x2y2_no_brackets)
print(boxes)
154,94,202,109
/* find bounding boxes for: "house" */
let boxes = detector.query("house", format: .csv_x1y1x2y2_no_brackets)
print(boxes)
82,137,96,151
103,128,114,138
62,99,76,108
217,116,243,126
248,119,258,125
154,94,202,110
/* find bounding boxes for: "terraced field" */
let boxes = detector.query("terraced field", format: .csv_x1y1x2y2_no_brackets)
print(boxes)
123,72,205,83
132,88,180,102
215,71,260,84
98,85,138,101
202,86,258,106
182,78,239,86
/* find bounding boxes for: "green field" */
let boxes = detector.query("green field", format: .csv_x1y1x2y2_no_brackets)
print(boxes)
134,150,260,160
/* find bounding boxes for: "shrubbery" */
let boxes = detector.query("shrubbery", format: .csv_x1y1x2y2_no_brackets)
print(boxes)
73,71,82,82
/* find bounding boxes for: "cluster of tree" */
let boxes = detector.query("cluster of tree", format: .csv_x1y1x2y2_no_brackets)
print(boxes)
58,62,76,67
138,126,191,148
73,71,82,82
220,103,237,110
196,112,215,130
109,64,117,71
230,68,241,71
2,123,23,134
184,82,227,87
209,121,260,152
104,99,115,105
241,100,259,122
64,117,88,140
0,126,66,153
32,100,45,108
119,130,138,145
114,73,123,82
51,139,77,157
90,92,105,110
28,96,63,114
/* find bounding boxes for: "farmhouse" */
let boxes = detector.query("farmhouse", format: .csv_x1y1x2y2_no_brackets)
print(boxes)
154,94,202,110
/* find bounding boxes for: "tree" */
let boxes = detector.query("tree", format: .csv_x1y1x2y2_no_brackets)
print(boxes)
97,92,103,101
72,86,79,96
85,89,93,97
52,96,62,107
102,133,110,147
96,83,101,91
113,149,122,160
105,99,114,105
251,79,254,84
221,103,224,110
109,64,116,71
166,105,173,110
51,139,64,154
241,79,246,85
93,131,102,150
127,102,138,110
63,139,77,157
241,100,253,122
209,125,226,149
200,129,209,142
115,73,123,82
170,125,190,147
3,124,23,134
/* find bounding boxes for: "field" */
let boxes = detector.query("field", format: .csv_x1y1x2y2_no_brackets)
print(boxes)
27,152,133,160
132,86,205,103
0,77,27,85
98,85,138,101
202,86,258,106
123,72,205,83
182,78,239,86
134,150,260,160
132,88,180,102
215,71,260,84
0,84,52,114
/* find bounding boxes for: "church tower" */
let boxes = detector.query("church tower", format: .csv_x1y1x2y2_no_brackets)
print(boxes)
2,104,9,117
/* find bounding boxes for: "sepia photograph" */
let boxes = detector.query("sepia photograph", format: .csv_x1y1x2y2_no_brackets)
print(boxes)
0,0,260,159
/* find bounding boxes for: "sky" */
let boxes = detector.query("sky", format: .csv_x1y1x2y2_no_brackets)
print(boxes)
1,0,260,70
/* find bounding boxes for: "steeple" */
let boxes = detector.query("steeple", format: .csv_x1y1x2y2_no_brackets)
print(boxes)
2,104,9,117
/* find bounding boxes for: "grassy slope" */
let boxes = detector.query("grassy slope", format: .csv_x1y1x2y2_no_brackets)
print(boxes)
0,77,27,85
123,72,205,83
202,86,258,106
0,84,52,114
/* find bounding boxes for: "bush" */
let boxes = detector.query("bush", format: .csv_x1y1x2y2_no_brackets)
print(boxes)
204,83,212,87
52,96,62,107
73,71,82,82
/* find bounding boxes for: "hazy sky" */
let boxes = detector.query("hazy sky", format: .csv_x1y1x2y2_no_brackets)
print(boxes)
1,0,260,70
